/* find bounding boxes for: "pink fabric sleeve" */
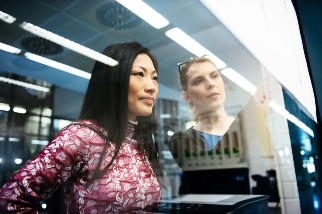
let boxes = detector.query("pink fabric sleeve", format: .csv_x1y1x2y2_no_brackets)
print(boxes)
0,124,92,213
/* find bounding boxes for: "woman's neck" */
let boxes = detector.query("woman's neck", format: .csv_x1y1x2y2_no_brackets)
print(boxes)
128,119,138,125
194,111,234,136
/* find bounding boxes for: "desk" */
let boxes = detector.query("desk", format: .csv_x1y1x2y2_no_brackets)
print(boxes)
157,194,269,213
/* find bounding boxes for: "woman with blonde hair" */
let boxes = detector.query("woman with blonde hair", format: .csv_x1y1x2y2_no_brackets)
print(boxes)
169,56,235,194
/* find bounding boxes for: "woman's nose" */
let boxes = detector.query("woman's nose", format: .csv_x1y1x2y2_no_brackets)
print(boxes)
145,78,156,93
206,80,215,89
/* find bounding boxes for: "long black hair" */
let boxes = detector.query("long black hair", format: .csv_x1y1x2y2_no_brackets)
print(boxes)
78,41,162,182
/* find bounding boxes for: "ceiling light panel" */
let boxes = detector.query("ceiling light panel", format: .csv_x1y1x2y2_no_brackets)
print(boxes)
0,42,21,54
20,22,118,67
0,11,16,24
0,76,50,93
24,52,91,80
116,0,169,29
220,67,256,95
165,27,227,70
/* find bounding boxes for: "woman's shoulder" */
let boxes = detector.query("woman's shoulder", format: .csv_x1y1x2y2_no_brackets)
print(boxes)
58,120,107,139
66,120,104,130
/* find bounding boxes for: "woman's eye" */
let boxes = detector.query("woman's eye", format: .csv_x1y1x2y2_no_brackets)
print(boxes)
153,76,158,81
212,73,220,79
133,72,144,77
192,79,202,85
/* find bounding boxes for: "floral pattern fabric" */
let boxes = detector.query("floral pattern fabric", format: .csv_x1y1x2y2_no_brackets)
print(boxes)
0,120,161,213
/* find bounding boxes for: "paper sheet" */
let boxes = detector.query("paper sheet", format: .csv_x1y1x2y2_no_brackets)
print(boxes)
163,194,233,203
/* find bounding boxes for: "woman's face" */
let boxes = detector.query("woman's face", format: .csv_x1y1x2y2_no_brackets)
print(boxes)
128,54,158,121
183,61,226,114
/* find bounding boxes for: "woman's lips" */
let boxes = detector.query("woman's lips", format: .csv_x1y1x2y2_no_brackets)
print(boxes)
140,97,154,105
207,92,220,98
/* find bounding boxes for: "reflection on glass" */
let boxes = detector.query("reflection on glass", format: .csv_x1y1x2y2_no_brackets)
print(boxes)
160,50,319,214
0,111,8,135
167,55,255,197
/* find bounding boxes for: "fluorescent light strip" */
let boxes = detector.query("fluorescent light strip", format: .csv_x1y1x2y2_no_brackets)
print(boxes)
24,52,91,79
0,103,10,111
116,0,169,29
20,22,118,67
0,42,21,54
0,76,50,93
165,27,227,69
0,11,16,24
269,100,314,137
221,67,256,95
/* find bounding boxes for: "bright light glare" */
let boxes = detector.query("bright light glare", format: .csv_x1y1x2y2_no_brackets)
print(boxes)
167,131,174,136
0,11,16,24
14,158,23,164
116,0,169,29
0,42,21,54
307,162,316,173
165,27,227,70
160,114,172,119
269,100,314,137
0,76,50,93
13,106,26,114
201,0,317,123
31,140,48,145
0,103,10,111
24,52,91,79
221,67,256,95
20,22,118,67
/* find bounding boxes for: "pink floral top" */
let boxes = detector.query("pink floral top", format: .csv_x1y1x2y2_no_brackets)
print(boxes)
0,120,161,213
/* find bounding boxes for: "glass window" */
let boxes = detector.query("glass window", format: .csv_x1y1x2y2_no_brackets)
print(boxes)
0,1,321,213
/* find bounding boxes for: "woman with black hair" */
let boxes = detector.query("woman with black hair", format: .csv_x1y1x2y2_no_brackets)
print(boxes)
0,42,162,213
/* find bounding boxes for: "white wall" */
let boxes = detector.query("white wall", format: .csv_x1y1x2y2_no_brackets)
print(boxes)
241,71,300,214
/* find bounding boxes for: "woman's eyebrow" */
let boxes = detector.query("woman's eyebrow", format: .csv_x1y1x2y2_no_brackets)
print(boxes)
191,75,203,81
210,70,220,74
132,65,146,71
132,66,157,74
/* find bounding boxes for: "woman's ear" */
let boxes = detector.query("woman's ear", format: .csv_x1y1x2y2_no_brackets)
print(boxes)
182,91,191,103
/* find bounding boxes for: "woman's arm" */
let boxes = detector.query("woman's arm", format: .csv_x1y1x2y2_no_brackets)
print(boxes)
0,123,92,213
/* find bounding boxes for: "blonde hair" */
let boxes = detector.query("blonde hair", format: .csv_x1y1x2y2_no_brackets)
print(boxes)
179,56,216,91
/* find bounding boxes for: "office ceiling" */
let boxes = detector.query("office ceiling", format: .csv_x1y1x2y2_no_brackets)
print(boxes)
0,0,262,100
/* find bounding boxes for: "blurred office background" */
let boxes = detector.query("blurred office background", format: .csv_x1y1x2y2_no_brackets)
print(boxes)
0,0,321,213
